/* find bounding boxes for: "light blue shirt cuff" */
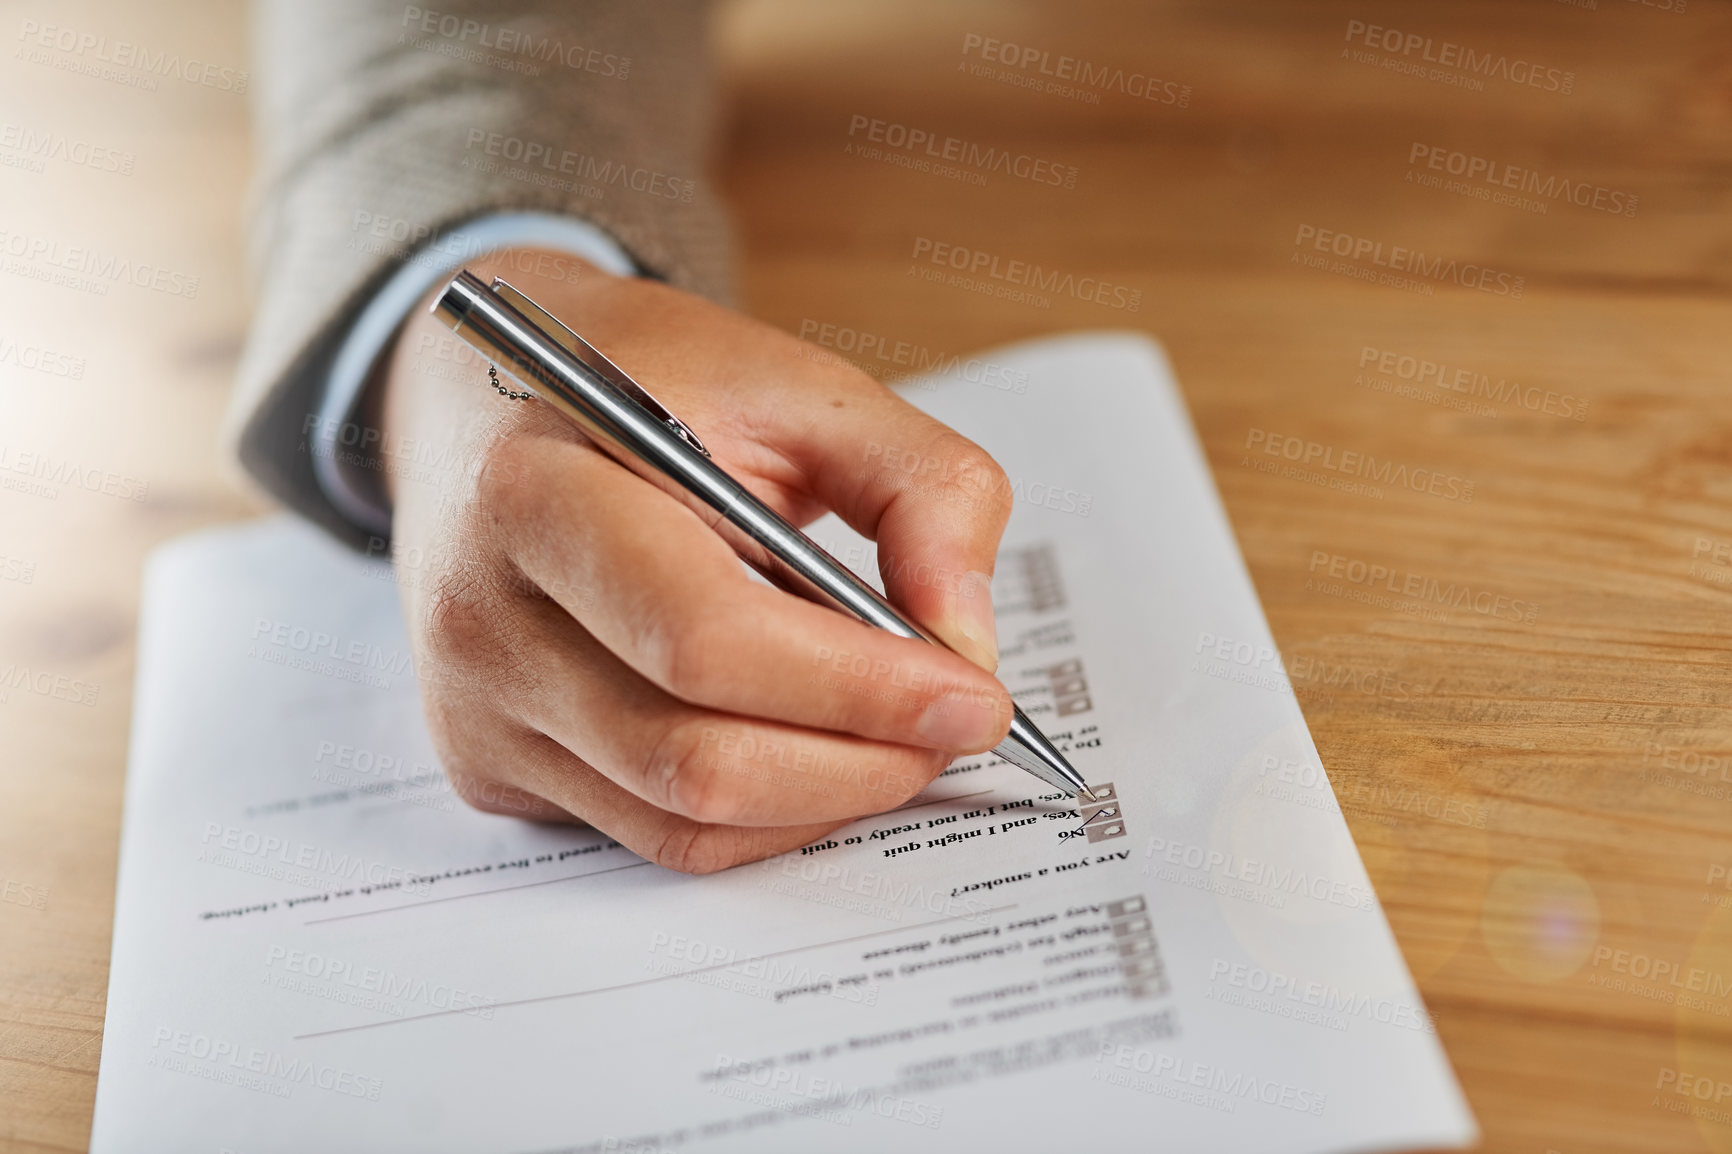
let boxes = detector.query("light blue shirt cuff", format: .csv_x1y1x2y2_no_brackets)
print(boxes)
313,212,639,539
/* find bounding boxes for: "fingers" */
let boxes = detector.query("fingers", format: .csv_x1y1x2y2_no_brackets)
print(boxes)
753,365,1014,672
436,711,852,875
490,433,1012,755
492,590,955,828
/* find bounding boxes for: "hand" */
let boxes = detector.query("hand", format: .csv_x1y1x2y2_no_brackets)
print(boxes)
379,250,1016,873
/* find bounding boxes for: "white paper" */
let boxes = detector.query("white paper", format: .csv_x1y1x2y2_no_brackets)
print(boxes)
92,333,1476,1153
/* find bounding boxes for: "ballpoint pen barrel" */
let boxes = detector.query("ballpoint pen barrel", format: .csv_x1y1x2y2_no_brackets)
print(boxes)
431,271,1091,798
433,275,914,631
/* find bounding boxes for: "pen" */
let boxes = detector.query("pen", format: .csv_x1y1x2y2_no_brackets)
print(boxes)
431,270,1093,799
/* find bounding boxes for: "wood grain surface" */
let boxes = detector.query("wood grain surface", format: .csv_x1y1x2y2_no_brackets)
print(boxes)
2,1,1729,1150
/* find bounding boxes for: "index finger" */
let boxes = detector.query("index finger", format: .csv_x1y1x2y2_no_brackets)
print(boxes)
766,361,1014,673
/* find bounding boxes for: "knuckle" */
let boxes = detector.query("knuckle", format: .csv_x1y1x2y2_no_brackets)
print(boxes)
473,435,535,511
421,573,489,663
637,608,730,704
651,822,735,875
643,719,734,824
419,573,527,699
932,433,1011,518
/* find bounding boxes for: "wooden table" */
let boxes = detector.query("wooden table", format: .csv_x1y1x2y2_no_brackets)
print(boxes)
2,0,1728,1149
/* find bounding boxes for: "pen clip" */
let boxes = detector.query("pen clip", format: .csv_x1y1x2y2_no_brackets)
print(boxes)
488,277,711,458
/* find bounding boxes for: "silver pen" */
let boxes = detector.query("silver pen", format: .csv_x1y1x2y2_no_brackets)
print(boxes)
431,270,1093,798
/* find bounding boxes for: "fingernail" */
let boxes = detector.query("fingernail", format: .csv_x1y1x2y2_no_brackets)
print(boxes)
916,688,1006,752
952,569,999,671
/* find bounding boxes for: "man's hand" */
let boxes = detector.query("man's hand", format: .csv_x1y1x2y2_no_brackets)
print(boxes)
380,250,1016,873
